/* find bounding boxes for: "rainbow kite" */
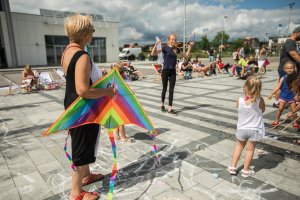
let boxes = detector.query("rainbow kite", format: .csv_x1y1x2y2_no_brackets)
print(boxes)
43,67,158,199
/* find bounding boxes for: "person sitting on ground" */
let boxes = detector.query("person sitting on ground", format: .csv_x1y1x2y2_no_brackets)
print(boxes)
181,57,193,79
216,58,225,74
247,56,259,75
268,61,299,128
197,60,210,76
22,64,38,92
127,62,146,79
101,68,108,76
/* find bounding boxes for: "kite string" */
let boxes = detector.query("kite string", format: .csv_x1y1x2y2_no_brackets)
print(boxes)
107,129,117,200
64,131,76,171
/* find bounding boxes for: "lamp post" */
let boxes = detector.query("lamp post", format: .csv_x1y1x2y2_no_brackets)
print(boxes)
278,24,282,37
183,0,187,54
288,2,295,33
265,33,268,46
220,16,227,56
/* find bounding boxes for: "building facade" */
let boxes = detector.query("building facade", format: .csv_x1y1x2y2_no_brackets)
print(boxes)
0,6,119,68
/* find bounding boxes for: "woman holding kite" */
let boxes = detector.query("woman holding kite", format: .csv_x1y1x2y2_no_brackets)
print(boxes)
61,14,115,200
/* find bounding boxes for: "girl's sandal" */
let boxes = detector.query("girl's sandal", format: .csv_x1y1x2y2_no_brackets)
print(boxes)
293,123,299,129
272,121,279,127
241,169,255,178
227,166,237,175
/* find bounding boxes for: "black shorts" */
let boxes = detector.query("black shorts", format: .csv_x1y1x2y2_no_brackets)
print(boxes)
70,124,99,166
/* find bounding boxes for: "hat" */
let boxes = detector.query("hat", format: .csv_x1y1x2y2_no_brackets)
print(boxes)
293,26,300,33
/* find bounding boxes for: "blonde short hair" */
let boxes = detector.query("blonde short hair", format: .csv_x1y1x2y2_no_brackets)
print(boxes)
64,14,93,43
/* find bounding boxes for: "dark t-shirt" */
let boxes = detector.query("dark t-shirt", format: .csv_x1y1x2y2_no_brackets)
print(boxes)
162,45,180,70
279,39,300,72
208,49,214,56
248,60,258,66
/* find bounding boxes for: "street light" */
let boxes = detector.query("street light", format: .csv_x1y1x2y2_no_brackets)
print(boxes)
288,2,295,33
278,24,282,37
220,16,227,55
183,0,187,54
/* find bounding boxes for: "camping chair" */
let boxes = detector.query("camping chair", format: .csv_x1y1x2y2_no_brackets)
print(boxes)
54,68,66,83
38,71,61,90
0,73,33,95
152,64,162,82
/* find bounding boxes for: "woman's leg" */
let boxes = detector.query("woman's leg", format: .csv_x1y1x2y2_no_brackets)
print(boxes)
161,70,168,107
168,70,177,111
243,141,256,171
230,140,246,167
70,165,88,198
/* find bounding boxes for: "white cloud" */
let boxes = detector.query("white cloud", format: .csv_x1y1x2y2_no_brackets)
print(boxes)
8,0,300,45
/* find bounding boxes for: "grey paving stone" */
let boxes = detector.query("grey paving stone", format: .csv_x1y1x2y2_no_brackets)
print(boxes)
13,171,53,200
153,188,191,200
193,170,224,188
0,178,20,200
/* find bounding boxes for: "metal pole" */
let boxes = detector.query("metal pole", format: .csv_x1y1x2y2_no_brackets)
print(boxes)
183,0,186,54
288,2,295,33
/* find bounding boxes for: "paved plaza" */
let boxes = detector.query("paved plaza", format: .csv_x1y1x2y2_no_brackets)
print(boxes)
0,62,300,200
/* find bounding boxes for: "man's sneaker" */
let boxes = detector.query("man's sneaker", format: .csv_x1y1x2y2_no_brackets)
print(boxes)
161,106,166,112
167,109,178,115
272,103,279,108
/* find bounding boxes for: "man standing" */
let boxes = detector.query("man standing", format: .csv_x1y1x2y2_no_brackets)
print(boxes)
274,26,300,107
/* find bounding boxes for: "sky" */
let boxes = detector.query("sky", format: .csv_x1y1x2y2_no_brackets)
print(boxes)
8,0,300,45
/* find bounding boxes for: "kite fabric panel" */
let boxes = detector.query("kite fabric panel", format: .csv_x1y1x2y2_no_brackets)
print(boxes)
43,67,156,135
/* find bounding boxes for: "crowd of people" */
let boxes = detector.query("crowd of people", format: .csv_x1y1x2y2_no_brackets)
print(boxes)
36,13,299,199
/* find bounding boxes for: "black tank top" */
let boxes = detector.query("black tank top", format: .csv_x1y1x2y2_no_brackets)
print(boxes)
64,50,92,109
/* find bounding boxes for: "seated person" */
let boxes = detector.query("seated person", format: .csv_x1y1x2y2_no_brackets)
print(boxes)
180,57,193,79
22,64,38,91
247,56,258,75
127,62,146,78
101,68,108,76
235,57,248,77
216,58,225,74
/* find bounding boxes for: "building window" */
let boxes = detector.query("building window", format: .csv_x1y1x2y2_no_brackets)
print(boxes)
45,35,106,65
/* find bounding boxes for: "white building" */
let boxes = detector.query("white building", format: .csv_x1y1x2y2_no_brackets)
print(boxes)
0,2,119,68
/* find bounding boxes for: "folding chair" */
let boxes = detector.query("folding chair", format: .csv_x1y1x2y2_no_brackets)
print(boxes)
0,73,30,95
38,71,61,90
54,68,66,82
152,64,162,82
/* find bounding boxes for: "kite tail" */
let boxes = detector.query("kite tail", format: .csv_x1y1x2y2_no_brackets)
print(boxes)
64,132,76,171
107,129,117,200
150,130,159,160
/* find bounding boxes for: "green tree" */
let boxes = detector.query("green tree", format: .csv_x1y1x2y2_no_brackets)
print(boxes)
199,35,210,51
211,31,229,49
231,38,244,50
